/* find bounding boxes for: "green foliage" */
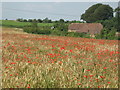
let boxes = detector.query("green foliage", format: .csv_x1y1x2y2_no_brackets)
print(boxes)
114,7,120,18
81,3,102,22
114,7,120,32
23,19,28,22
23,22,38,34
23,22,52,35
15,18,84,24
28,19,33,22
37,29,51,35
37,26,52,35
53,23,68,31
59,19,64,23
65,32,90,38
51,30,67,36
70,20,82,23
42,18,52,23
96,17,118,32
95,28,117,40
16,18,24,22
93,5,113,20
81,3,113,23
23,27,34,33
38,19,43,23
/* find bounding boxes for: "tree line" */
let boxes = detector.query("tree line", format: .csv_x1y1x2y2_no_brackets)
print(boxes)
16,18,82,23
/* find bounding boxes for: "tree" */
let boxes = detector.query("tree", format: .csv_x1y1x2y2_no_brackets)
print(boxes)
23,19,27,22
81,3,113,23
37,19,42,23
59,19,64,23
42,18,52,23
65,20,69,23
33,19,37,22
28,19,33,22
48,19,52,23
16,18,23,22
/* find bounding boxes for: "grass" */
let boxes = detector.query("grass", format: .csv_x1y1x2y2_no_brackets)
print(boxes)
0,20,54,28
2,27,119,88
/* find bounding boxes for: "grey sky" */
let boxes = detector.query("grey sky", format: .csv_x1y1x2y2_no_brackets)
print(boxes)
1,0,119,2
2,2,118,21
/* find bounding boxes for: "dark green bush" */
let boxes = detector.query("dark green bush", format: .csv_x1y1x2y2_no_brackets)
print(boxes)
51,29,66,36
53,23,68,31
37,29,51,35
95,27,117,40
23,22,52,35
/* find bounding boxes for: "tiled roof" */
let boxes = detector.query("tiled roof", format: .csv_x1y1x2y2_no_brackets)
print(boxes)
68,23,103,34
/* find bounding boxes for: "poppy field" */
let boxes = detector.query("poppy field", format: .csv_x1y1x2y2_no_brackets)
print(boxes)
2,28,119,88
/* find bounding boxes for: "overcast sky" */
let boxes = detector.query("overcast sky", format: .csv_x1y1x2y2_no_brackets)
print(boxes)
2,2,118,21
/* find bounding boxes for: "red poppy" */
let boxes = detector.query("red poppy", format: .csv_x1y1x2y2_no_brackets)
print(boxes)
10,74,13,76
86,69,91,71
98,86,101,88
28,61,31,63
104,67,107,69
89,80,92,81
5,67,9,68
89,75,93,78
84,75,88,78
16,73,19,75
10,62,16,64
109,60,113,62
60,47,65,50
32,62,37,64
59,61,62,64
100,76,105,79
27,86,30,88
69,50,73,52
77,83,81,85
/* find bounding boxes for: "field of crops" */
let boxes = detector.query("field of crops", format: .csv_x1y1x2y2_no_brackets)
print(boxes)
2,27,119,88
0,20,53,28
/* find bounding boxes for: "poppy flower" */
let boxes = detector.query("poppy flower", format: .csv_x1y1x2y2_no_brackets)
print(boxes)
10,74,13,76
60,47,65,50
104,67,107,69
84,75,88,78
86,69,91,71
77,83,81,85
27,86,30,88
10,62,16,64
100,76,105,79
59,61,62,64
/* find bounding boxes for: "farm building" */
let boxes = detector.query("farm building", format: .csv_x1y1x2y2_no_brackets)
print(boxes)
68,23,103,35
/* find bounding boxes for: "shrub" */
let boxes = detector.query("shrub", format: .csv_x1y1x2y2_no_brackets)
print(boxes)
53,23,68,31
37,29,51,35
23,22,38,34
51,30,63,36
95,27,117,40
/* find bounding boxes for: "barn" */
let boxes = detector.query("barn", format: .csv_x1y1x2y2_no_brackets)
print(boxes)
68,23,103,35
